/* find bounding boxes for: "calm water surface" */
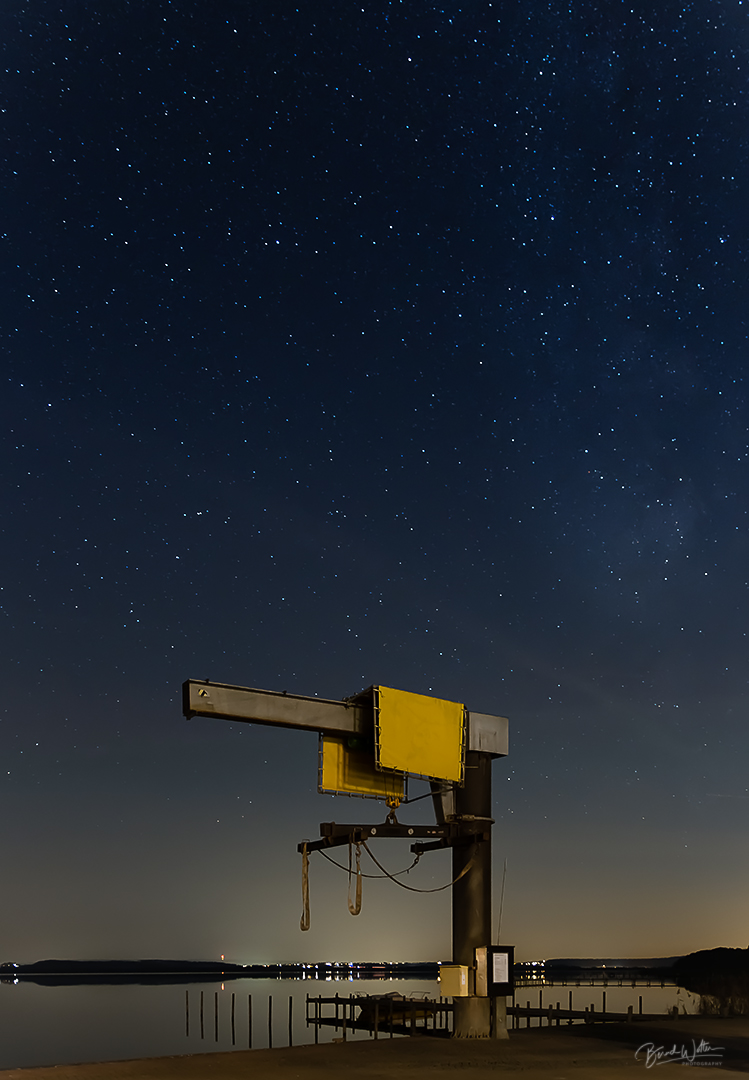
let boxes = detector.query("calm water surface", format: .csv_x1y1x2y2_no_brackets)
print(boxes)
0,977,434,1070
0,977,698,1071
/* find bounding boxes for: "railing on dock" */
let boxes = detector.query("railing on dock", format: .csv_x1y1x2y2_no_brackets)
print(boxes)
508,990,679,1029
514,976,677,989
305,993,454,1040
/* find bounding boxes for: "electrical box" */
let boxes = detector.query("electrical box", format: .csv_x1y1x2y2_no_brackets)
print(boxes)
475,946,514,997
439,964,469,997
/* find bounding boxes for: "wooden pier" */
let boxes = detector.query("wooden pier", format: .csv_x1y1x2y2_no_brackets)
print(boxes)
303,991,679,1040
508,1001,677,1028
305,993,453,1040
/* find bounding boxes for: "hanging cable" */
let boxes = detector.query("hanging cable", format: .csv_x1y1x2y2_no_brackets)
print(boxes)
300,842,310,932
347,841,362,915
318,847,421,879
361,839,477,894
496,858,507,944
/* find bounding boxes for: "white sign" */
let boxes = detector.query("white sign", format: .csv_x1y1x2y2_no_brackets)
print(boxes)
492,951,509,984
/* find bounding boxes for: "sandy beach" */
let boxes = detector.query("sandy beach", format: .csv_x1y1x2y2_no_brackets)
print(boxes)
1,1016,747,1079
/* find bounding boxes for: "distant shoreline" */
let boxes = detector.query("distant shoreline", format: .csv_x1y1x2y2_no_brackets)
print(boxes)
0,959,441,984
2,956,684,981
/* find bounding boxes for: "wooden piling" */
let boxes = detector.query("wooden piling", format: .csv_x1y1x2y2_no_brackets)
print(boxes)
268,995,273,1050
248,995,253,1049
231,992,235,1046
200,990,204,1040
214,991,219,1042
185,990,189,1037
288,995,293,1047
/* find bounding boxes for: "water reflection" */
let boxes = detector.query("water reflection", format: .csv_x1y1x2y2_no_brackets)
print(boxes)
0,975,436,1070
0,974,698,1071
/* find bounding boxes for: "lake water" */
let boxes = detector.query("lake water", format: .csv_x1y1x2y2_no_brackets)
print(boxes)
0,976,698,1071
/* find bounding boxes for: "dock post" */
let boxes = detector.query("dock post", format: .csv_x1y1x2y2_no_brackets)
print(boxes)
248,995,253,1049
232,992,236,1046
200,991,204,1040
268,995,273,1049
185,990,189,1037
288,995,293,1047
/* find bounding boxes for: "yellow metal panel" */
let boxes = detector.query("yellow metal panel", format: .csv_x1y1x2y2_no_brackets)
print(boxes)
319,735,406,799
376,686,465,783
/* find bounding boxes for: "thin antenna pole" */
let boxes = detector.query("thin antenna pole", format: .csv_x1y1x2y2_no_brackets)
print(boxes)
496,858,507,944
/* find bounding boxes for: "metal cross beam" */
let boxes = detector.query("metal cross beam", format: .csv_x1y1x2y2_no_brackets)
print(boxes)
297,817,492,854
182,679,366,736
182,678,508,756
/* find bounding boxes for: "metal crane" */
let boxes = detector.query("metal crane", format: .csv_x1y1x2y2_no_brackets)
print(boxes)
183,678,511,1038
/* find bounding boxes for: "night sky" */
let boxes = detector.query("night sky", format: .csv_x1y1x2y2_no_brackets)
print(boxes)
3,0,749,966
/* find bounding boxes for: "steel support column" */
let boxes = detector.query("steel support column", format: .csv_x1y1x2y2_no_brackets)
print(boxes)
452,750,495,1038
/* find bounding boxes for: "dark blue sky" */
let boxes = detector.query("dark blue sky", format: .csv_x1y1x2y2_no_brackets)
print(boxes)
2,0,748,964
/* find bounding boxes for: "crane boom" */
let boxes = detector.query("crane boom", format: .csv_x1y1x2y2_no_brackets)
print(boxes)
182,679,508,756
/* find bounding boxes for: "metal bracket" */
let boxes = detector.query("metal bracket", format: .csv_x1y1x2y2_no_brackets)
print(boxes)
297,817,493,854
410,832,491,855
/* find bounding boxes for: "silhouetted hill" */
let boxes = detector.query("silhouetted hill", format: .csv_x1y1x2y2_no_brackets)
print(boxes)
1,959,245,975
673,948,749,1013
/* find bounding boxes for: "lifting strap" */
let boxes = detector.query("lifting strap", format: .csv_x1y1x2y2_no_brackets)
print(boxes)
300,842,310,931
347,840,362,916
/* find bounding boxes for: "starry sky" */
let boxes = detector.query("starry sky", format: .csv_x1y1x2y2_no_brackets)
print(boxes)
2,0,749,966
